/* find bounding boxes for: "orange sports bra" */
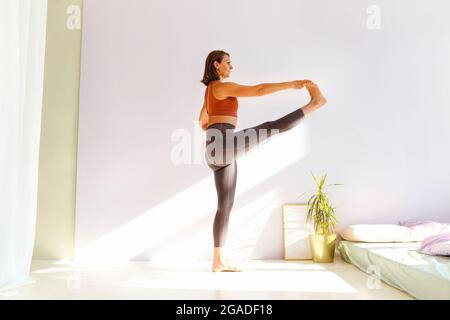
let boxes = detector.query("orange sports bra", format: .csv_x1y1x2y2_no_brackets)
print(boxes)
205,82,239,117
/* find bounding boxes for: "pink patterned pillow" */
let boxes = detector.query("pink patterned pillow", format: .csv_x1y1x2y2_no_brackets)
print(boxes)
399,220,450,241
419,233,450,256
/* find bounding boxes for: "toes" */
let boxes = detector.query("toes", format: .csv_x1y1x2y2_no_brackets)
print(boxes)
225,265,241,272
223,267,241,272
212,265,242,272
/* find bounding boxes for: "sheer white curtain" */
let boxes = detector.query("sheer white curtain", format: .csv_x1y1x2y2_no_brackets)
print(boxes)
0,0,48,291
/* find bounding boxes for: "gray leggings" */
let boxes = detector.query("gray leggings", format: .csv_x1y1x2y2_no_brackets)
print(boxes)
205,108,305,247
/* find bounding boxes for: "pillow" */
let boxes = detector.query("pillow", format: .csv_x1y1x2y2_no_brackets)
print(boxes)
399,220,450,241
339,224,422,242
398,220,436,228
419,233,450,256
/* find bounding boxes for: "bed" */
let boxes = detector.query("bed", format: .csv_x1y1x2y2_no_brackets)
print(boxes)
337,240,450,300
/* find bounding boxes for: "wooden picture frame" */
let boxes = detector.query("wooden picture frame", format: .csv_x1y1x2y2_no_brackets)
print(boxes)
282,203,314,260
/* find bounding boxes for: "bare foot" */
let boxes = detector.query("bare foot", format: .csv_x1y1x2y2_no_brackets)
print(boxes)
306,83,327,107
301,83,327,117
212,259,242,272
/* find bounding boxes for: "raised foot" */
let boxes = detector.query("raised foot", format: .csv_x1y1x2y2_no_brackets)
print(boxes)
306,83,327,108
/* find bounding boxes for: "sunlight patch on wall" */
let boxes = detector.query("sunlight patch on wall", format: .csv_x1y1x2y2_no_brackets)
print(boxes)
74,123,310,266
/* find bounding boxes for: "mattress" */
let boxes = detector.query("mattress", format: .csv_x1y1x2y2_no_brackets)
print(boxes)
338,240,450,300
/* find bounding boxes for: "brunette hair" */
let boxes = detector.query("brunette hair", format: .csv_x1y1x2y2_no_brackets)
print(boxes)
200,50,229,86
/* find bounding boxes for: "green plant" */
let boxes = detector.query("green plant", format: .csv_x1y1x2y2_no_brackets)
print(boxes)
298,173,342,235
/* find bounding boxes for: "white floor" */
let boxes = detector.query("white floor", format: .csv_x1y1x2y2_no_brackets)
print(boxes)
1,256,413,300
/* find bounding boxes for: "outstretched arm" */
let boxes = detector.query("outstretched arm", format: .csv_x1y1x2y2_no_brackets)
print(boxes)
214,80,312,99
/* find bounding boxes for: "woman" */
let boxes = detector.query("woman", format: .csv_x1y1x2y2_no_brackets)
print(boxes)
199,50,327,272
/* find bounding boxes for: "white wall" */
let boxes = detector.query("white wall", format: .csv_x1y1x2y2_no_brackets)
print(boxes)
76,0,450,263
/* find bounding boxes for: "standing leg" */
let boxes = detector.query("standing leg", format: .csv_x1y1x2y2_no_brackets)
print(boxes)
211,160,241,272
212,160,237,247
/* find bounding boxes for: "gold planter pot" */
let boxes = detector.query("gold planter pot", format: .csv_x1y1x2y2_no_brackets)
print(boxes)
308,234,337,263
